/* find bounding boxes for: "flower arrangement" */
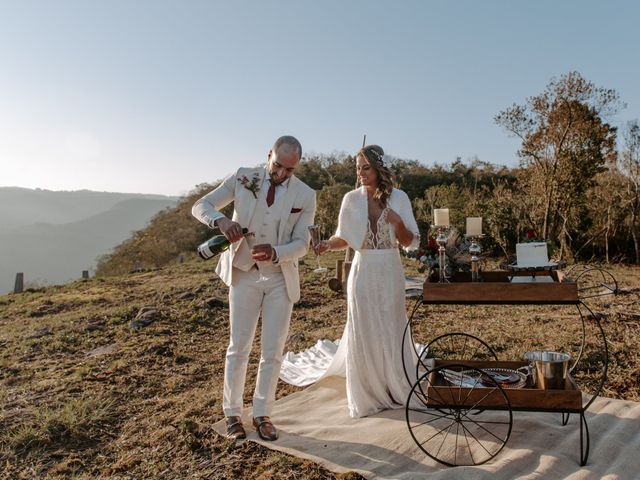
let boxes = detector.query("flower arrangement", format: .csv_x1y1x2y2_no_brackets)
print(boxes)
237,172,261,198
409,236,439,274
405,222,472,278
523,229,544,243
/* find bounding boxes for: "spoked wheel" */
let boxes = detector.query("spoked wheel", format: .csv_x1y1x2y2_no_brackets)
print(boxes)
416,333,498,380
572,267,619,300
406,363,513,467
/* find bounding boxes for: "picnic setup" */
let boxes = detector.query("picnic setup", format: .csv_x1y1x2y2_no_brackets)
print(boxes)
401,218,620,468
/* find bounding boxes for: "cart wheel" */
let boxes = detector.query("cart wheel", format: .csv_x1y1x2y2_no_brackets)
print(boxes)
406,363,512,467
579,411,590,466
572,267,619,300
416,333,498,379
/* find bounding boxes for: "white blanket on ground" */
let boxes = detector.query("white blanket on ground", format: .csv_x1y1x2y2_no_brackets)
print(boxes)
213,376,640,480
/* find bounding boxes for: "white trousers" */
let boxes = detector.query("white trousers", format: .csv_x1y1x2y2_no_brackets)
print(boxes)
223,267,293,417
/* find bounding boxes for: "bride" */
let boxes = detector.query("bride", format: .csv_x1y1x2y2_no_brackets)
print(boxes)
280,145,420,418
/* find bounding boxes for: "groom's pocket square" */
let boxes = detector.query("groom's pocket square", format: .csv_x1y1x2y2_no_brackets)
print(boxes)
290,208,302,213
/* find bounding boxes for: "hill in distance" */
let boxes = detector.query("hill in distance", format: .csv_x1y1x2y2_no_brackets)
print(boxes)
0,187,178,293
0,187,176,229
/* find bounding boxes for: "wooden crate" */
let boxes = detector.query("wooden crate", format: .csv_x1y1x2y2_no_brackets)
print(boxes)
424,360,583,412
423,271,578,304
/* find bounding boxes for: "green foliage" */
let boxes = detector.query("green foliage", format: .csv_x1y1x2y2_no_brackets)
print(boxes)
315,183,352,238
483,183,524,257
296,153,357,189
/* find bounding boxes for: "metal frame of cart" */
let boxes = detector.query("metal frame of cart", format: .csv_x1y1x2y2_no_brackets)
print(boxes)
400,267,618,467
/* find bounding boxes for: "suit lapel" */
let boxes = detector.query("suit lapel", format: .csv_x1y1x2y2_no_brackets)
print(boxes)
240,167,266,226
231,167,265,255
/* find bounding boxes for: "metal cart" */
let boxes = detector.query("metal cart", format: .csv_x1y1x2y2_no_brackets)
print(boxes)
401,266,618,467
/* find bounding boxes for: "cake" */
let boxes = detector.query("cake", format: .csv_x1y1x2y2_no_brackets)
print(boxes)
515,242,549,267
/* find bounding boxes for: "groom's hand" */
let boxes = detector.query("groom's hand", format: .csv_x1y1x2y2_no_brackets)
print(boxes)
251,244,275,262
217,217,244,243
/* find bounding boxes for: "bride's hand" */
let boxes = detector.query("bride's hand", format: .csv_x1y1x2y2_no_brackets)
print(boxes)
386,208,404,228
314,240,330,255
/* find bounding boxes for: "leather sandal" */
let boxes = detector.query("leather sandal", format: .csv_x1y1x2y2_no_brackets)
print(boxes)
253,416,278,441
225,416,246,440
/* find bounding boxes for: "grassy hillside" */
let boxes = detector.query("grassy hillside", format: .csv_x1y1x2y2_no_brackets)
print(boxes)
94,184,221,277
0,255,638,479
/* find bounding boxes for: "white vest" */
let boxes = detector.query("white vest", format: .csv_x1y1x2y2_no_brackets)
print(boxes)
233,181,282,273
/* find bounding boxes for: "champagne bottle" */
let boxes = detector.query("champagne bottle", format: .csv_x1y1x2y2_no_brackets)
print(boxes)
197,228,249,260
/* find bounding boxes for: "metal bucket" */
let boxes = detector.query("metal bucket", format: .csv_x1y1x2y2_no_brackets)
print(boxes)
523,350,571,389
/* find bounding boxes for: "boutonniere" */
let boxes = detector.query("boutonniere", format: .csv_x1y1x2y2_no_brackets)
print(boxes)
237,172,261,198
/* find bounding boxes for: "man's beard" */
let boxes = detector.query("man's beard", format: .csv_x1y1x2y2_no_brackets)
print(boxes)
269,172,284,185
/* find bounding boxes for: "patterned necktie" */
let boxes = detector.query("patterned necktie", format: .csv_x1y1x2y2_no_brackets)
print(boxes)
266,179,276,207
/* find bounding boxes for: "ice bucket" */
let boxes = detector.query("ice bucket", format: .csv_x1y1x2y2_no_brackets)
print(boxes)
524,350,571,389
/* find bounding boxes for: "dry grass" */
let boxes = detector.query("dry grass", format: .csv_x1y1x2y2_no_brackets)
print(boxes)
0,253,638,479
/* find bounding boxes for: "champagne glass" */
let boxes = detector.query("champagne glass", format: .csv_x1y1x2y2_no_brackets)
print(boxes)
251,246,271,284
308,225,328,274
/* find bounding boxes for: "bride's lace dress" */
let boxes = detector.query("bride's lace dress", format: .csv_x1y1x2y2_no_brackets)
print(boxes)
280,188,420,418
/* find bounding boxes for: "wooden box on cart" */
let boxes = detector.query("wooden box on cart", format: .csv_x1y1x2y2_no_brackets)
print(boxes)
422,359,583,412
422,271,578,304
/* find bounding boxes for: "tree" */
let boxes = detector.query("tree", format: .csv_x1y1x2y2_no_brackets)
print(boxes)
581,167,626,262
495,71,620,259
619,120,640,263
484,182,524,258
315,183,352,238
296,153,357,190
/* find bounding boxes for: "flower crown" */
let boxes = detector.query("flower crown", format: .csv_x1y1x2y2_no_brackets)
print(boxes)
364,148,385,167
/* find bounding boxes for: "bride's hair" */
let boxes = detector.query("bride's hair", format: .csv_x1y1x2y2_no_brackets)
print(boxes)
357,145,394,207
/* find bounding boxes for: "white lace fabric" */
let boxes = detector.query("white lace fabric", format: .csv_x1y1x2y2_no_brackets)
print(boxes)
362,208,395,250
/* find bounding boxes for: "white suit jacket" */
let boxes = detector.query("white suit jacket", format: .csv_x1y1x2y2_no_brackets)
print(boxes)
192,167,316,303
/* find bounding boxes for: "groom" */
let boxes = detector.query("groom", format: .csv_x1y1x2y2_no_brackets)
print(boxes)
192,136,316,441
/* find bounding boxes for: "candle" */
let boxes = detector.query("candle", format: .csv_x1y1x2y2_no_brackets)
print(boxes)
434,208,449,226
466,217,482,236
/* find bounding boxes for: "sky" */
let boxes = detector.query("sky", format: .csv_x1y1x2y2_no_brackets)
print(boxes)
0,0,638,196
